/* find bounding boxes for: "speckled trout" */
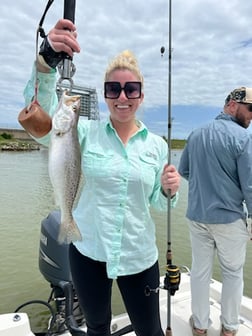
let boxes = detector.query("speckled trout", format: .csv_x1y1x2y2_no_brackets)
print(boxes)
48,90,82,244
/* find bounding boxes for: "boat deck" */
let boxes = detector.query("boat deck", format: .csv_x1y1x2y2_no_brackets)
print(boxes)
1,272,251,336
112,273,252,336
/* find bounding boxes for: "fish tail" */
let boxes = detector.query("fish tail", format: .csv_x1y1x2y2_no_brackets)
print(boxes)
58,218,82,244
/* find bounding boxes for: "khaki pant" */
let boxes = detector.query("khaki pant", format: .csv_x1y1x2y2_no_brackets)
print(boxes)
189,219,249,331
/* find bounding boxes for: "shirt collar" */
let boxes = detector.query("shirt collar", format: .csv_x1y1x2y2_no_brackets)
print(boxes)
215,112,237,123
105,118,148,138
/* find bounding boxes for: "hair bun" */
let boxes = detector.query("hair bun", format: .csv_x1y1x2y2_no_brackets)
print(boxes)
104,49,143,85
120,50,137,66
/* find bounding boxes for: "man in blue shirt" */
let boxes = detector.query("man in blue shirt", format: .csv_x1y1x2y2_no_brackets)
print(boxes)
179,87,252,336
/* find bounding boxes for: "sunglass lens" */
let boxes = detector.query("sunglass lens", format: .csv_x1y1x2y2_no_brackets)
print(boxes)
105,82,121,98
124,82,141,98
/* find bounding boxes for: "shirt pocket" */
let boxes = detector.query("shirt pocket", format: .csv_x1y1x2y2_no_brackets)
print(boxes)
139,153,158,187
83,149,114,177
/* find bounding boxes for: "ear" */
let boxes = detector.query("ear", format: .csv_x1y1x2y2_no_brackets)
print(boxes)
140,92,144,103
228,100,238,115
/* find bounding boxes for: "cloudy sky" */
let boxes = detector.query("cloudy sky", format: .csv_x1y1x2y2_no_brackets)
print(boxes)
1,0,252,138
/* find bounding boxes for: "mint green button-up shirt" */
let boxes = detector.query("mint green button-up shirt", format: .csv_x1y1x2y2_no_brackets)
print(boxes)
24,66,178,279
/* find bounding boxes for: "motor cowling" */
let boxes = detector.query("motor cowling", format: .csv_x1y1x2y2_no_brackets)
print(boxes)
39,210,71,285
39,210,86,334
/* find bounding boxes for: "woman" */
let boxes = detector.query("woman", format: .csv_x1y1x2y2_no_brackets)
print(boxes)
24,19,180,336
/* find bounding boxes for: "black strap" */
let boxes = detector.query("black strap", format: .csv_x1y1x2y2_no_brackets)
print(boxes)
38,0,54,38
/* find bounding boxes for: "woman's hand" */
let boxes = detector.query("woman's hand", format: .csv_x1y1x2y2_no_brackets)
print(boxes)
47,19,80,57
37,19,81,72
161,164,180,197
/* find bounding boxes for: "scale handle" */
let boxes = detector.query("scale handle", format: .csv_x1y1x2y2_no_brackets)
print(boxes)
58,0,77,88
64,0,76,22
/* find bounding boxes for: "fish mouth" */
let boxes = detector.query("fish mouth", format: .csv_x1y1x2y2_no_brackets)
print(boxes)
66,96,81,105
63,91,81,111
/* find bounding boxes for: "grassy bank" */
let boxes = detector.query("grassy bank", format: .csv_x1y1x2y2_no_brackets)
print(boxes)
0,133,40,151
162,137,186,149
170,139,186,149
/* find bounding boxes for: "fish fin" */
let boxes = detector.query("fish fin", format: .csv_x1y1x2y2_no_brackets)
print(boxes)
58,218,82,244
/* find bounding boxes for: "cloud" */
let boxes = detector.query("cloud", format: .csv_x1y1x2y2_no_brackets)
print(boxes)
1,0,252,138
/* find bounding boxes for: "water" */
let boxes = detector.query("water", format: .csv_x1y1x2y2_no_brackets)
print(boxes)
0,149,251,332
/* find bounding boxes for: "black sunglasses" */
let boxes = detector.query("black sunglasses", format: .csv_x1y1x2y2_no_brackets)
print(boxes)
239,102,252,112
104,81,142,99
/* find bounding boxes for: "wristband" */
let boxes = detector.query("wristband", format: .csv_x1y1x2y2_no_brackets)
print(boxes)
37,54,53,70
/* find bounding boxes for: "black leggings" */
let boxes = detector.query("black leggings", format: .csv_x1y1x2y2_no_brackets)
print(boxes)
69,244,164,336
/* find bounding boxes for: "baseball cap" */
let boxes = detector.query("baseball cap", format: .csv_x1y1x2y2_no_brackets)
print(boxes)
225,87,252,105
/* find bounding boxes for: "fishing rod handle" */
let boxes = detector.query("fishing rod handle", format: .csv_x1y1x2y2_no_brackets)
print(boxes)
58,0,77,88
64,0,76,22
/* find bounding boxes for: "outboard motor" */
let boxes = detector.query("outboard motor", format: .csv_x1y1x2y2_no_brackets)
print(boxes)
39,210,71,285
39,210,85,335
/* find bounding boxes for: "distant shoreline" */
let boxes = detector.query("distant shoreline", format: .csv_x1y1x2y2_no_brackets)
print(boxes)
0,138,40,151
0,130,40,151
0,130,186,151
170,139,186,149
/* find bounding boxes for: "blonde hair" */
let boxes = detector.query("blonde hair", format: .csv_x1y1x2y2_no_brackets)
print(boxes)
104,50,144,86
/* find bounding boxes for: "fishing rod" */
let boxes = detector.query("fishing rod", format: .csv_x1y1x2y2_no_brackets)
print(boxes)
161,0,180,335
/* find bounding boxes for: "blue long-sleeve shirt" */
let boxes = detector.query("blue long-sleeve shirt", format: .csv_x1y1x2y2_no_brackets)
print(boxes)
178,112,252,224
23,65,178,279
